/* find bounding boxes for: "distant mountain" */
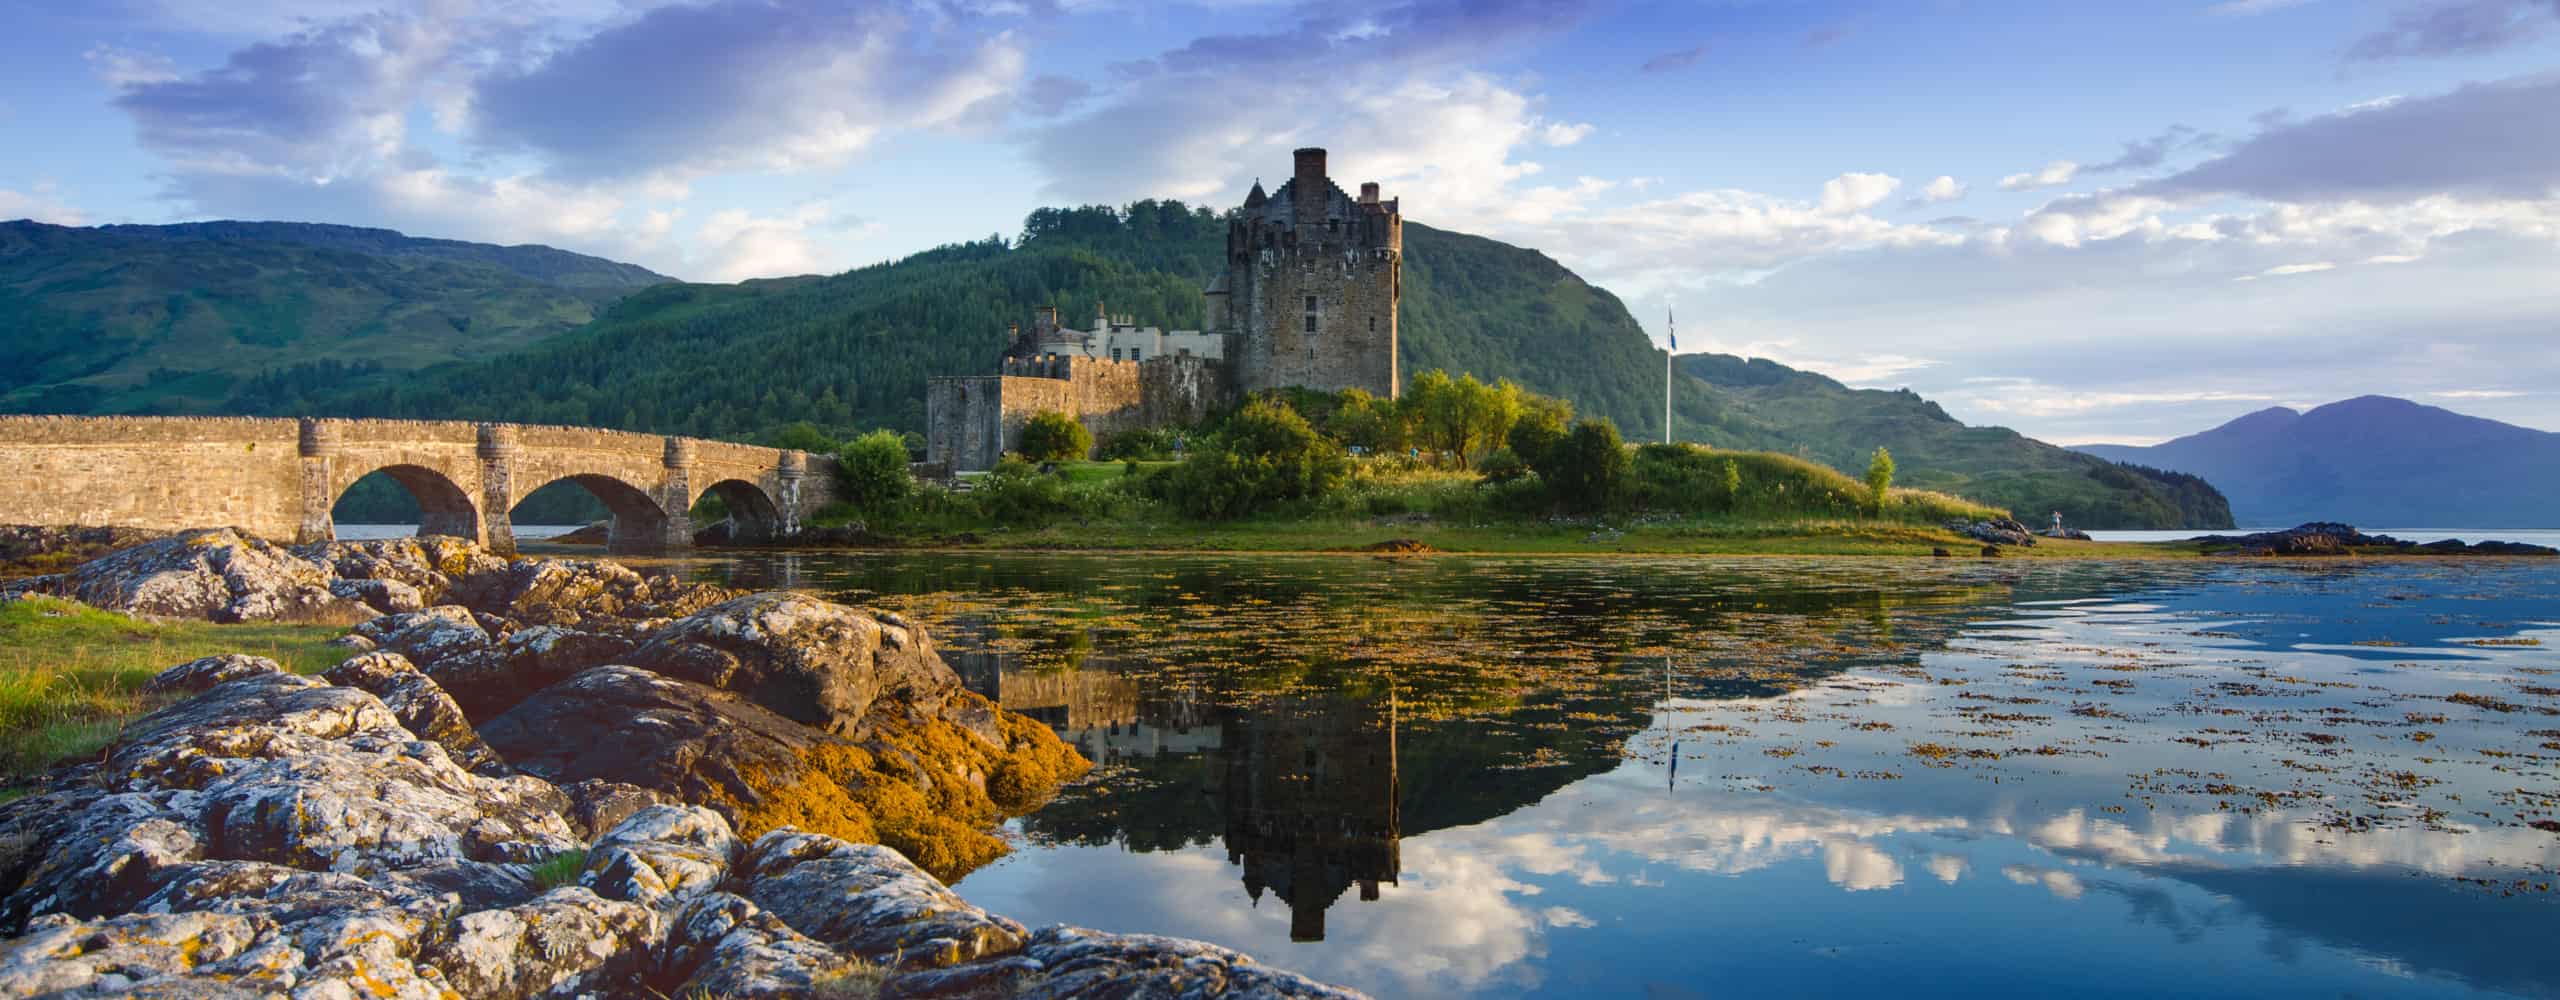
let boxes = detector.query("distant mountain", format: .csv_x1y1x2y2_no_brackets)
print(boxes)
0,220,667,413
1671,355,2232,530
2076,396,2560,526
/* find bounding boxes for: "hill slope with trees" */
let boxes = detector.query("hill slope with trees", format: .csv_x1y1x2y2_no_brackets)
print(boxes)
0,220,665,413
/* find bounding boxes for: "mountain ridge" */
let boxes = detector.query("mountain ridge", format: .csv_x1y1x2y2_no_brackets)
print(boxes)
2077,396,2560,526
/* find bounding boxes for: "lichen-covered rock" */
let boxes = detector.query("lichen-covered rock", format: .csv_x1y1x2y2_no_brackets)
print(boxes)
0,910,269,997
657,892,856,999
499,623,638,691
449,557,732,627
582,804,739,908
16,528,375,624
354,606,522,720
736,829,1026,968
974,926,1377,1000
561,779,671,841
622,591,959,734
302,534,509,605
330,575,425,614
321,650,505,773
422,885,658,1000
140,653,286,695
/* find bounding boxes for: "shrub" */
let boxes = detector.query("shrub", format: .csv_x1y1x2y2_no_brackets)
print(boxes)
972,455,1076,525
1539,419,1631,513
835,430,913,515
1477,446,1529,485
1866,446,1895,510
1153,398,1349,519
1016,411,1092,463
1098,426,1178,461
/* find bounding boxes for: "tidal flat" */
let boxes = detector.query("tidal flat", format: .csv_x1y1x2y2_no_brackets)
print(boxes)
660,552,2560,998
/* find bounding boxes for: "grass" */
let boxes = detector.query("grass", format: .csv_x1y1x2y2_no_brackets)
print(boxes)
530,849,589,891
0,595,351,780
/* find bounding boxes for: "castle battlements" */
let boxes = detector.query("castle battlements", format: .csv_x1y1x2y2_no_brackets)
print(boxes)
926,147,1399,472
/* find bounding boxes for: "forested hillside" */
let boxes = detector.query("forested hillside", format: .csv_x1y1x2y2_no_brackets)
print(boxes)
1671,355,2231,529
0,220,663,413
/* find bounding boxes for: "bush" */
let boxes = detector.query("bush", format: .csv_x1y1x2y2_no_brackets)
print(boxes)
1866,446,1895,510
1098,426,1178,461
1539,419,1631,513
836,430,913,515
1016,411,1092,463
1152,398,1349,519
973,455,1077,525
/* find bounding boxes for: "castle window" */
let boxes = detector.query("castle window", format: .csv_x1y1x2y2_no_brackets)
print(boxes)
1369,316,1376,332
1111,348,1122,361
1130,349,1142,362
1303,295,1319,334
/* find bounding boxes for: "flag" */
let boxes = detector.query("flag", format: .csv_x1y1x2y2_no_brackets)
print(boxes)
1667,306,1677,350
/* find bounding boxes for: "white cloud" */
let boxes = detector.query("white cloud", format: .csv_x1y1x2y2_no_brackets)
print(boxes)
2262,261,2337,275
1818,172,1901,215
0,182,88,225
1919,175,1966,203
2431,389,2526,399
1999,160,2080,191
1540,122,1594,146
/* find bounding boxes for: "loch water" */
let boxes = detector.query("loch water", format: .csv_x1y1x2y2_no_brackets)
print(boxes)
664,552,2559,999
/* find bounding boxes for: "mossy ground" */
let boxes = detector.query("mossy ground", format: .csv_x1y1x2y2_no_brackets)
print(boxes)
708,691,1092,882
0,595,351,780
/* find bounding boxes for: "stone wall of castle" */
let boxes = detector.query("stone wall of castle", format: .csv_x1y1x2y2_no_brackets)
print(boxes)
925,355,1229,472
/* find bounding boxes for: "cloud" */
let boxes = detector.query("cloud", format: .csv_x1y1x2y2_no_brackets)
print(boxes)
1818,172,1900,214
2261,261,2337,275
1540,122,1594,146
2347,0,2560,61
2209,0,2318,13
0,181,88,224
2084,125,2217,174
1641,44,1706,73
1999,160,2080,191
2431,389,2526,398
1910,175,1966,206
2138,73,2560,204
471,2,1027,181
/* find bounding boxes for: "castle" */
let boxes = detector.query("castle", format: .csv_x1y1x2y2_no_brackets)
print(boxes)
925,148,1402,471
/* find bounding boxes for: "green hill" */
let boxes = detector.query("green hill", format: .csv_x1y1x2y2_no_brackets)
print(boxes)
0,220,666,413
3,206,2229,528
1670,355,2230,529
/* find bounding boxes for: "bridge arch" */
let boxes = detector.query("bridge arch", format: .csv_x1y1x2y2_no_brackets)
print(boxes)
513,472,674,552
331,463,481,543
692,478,784,544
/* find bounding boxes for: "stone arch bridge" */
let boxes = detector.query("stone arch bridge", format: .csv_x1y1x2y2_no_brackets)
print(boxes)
0,416,840,555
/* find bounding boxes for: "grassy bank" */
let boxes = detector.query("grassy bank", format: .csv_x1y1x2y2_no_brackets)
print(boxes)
0,595,350,781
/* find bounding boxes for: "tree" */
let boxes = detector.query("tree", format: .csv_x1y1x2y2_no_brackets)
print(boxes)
1866,446,1895,509
1154,398,1349,518
1723,457,1744,511
837,430,913,514
767,421,841,454
1542,418,1631,513
1017,411,1092,463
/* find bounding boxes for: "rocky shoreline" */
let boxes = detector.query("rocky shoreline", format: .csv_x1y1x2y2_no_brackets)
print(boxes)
0,529,1367,998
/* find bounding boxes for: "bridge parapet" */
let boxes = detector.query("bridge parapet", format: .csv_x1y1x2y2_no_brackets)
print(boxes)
0,415,839,555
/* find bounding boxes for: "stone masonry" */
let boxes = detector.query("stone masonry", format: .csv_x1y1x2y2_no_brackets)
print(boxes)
925,147,1398,472
0,415,839,555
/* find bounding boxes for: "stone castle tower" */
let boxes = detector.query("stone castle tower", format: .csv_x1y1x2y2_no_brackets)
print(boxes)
1208,148,1402,398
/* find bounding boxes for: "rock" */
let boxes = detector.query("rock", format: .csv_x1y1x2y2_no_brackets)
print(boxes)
422,886,658,1000
0,910,269,997
582,804,740,908
14,528,375,624
1980,544,2002,558
953,925,1376,1000
1946,518,2037,548
656,891,854,998
482,666,825,814
450,557,650,626
0,524,165,582
561,779,672,841
500,624,639,692
622,592,959,735
141,653,287,696
330,575,425,614
322,651,505,773
546,521,611,546
355,606,521,720
736,829,1027,968
1931,547,1951,558
302,535,509,605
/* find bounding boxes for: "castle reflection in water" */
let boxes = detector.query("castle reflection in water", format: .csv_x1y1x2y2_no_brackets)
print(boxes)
953,648,1402,942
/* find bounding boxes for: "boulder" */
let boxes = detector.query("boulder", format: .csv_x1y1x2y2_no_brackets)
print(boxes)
451,557,735,627
736,829,1026,968
582,804,741,908
141,653,288,696
1946,518,2037,548
354,607,523,720
622,591,959,734
655,891,854,998
481,666,827,819
321,651,505,773
13,528,374,624
560,779,672,841
301,535,509,605
968,925,1375,1000
422,886,659,1000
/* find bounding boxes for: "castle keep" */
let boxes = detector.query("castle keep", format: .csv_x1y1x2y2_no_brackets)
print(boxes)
926,148,1401,471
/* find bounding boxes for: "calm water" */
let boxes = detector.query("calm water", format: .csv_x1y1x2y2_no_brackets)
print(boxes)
2090,528,2560,548
652,552,2559,998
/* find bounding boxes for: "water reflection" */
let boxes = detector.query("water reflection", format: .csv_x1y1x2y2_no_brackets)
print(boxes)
672,552,2560,998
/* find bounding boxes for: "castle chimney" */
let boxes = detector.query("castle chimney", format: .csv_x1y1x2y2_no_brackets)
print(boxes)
1359,182,1379,204
1293,147,1328,226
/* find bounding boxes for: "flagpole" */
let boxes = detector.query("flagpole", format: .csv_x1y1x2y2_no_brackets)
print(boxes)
1663,306,1675,445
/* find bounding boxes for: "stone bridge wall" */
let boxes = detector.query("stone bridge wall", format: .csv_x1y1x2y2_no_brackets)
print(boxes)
0,415,841,555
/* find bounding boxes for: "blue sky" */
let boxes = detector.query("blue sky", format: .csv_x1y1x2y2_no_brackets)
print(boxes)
4,0,2557,444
